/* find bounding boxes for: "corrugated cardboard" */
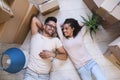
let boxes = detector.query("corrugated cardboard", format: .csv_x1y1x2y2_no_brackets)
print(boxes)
109,46,120,62
4,0,15,6
83,0,104,12
83,0,120,25
100,0,120,12
0,0,29,43
39,0,59,15
111,4,120,20
93,0,104,8
104,36,120,69
0,1,39,44
14,3,39,44
104,49,120,69
108,37,120,61
0,0,14,24
96,7,119,24
37,0,49,4
96,0,120,25
108,36,120,46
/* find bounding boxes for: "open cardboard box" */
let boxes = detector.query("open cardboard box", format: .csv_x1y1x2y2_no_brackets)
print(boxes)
83,0,120,25
104,49,120,69
39,0,59,15
83,0,104,12
0,0,39,44
108,37,120,62
96,0,120,24
104,36,120,69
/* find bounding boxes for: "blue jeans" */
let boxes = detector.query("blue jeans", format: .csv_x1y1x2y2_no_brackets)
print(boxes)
24,68,49,80
78,60,106,80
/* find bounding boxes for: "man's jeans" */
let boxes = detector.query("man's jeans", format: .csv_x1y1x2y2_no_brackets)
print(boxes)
78,60,106,80
24,68,49,80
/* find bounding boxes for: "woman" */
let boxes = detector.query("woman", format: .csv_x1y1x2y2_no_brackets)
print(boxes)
57,18,106,80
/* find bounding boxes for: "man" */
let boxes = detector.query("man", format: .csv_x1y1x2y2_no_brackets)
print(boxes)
24,16,67,80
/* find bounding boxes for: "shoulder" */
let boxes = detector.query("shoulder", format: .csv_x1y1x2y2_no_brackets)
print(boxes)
80,26,87,35
52,37,61,41
31,32,42,38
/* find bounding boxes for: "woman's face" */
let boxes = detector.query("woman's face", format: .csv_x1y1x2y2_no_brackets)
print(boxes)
63,23,74,38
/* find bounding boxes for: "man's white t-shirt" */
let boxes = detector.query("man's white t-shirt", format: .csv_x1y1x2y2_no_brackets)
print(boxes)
28,32,62,74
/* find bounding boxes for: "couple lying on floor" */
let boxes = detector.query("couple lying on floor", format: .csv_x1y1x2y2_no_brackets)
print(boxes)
24,16,107,80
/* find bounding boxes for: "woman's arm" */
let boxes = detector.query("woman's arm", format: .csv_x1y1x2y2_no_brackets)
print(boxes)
55,46,68,60
57,23,65,42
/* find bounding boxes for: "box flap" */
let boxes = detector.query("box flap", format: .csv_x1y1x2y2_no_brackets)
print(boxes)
93,0,104,7
111,4,120,20
101,0,120,12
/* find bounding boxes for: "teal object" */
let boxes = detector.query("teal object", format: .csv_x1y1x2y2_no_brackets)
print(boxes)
1,48,25,73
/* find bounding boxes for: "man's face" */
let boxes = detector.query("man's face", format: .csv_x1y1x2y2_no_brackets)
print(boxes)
44,21,56,37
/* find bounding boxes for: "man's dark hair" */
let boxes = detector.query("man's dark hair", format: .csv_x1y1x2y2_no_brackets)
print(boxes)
44,16,57,24
63,18,82,38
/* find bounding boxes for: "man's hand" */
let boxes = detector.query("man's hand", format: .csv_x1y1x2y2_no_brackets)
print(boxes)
39,50,55,59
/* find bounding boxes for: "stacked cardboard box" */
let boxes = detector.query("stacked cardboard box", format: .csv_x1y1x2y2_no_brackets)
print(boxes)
104,37,120,69
39,0,59,15
83,0,120,25
83,0,104,12
0,0,39,44
96,0,120,25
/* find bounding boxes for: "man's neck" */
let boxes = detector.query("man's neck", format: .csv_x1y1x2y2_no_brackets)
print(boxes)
42,31,52,38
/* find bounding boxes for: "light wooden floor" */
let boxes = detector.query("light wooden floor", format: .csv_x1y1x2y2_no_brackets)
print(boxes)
0,0,120,80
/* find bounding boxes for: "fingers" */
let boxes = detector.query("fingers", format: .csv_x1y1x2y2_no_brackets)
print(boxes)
39,52,46,58
39,50,51,59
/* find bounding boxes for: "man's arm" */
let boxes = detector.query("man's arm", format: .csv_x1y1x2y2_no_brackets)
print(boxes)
31,16,43,35
39,46,68,60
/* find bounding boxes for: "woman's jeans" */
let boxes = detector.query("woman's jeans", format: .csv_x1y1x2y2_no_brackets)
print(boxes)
24,68,49,80
78,60,106,80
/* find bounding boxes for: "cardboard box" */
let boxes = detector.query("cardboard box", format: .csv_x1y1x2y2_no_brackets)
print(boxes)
39,0,59,15
83,0,120,25
96,0,120,25
108,37,120,61
109,46,120,62
37,0,49,4
0,0,29,43
111,4,120,20
14,3,39,44
104,36,120,69
83,0,104,12
104,49,120,69
4,0,15,6
96,7,119,25
0,0,39,44
100,0,120,12
0,0,14,24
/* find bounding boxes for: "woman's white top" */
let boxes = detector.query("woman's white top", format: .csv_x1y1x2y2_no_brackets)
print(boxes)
57,26,92,69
